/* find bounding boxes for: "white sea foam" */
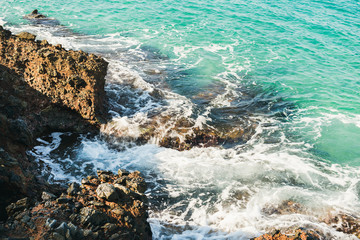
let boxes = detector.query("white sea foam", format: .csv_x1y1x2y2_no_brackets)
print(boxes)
29,122,360,239
0,17,6,26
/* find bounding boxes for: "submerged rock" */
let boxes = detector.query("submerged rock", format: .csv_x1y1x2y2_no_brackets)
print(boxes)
322,212,360,238
261,200,360,239
102,114,257,151
24,9,47,19
253,229,321,240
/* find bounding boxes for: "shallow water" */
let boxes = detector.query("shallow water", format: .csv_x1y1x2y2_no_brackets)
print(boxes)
1,0,360,239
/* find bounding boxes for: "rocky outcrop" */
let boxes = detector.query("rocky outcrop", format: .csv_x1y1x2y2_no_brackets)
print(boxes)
0,25,108,220
102,115,257,151
0,25,108,122
261,200,360,239
1,170,152,240
24,9,47,19
321,213,360,238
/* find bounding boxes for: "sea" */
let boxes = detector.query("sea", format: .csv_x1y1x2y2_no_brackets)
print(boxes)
1,0,360,239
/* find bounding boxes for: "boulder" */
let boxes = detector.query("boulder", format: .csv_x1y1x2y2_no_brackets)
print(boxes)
96,183,119,202
16,32,36,41
80,207,109,226
41,191,56,201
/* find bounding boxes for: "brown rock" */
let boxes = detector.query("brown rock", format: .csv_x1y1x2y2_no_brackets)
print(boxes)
16,32,36,41
322,212,360,238
1,169,152,240
0,25,108,222
0,25,108,122
253,229,321,240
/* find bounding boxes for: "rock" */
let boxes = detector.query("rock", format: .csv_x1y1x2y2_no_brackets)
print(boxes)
16,32,36,41
45,218,58,229
113,176,128,185
111,207,124,216
1,169,152,239
81,178,92,186
252,229,321,240
8,118,33,146
67,222,78,237
118,169,130,177
126,171,147,194
6,197,30,216
0,25,11,38
52,232,65,240
103,113,257,151
80,207,109,226
55,222,69,236
57,197,72,204
89,201,105,207
102,223,118,232
0,25,108,123
322,212,360,238
114,184,130,195
83,229,92,237
96,183,119,202
67,182,80,196
25,9,47,19
42,191,56,201
0,25,108,222
110,233,120,240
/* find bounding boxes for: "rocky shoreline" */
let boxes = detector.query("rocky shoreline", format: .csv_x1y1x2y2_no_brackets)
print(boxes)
0,25,151,239
1,17,360,240
3,170,151,239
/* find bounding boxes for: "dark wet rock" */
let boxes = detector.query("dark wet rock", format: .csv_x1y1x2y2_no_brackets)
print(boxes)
6,198,30,216
24,9,47,19
54,222,69,235
321,212,360,238
114,184,131,195
126,171,147,194
103,114,257,151
42,191,56,201
56,197,72,204
67,182,80,196
45,218,58,229
80,207,110,226
52,232,65,240
261,201,360,239
0,26,11,38
1,170,152,240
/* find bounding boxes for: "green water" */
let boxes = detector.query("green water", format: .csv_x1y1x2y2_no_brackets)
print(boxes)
1,0,360,165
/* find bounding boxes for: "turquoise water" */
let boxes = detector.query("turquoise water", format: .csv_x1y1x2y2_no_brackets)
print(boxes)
2,0,360,238
3,0,359,165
